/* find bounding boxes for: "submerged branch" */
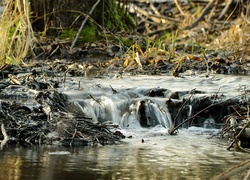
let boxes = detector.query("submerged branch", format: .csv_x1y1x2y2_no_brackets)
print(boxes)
212,160,250,180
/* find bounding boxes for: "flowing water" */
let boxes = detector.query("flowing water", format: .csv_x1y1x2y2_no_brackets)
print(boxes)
1,74,250,179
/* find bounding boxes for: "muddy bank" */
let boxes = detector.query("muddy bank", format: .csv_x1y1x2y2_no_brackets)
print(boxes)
28,42,250,78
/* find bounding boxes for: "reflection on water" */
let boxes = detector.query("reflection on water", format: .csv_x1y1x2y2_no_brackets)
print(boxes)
0,128,249,180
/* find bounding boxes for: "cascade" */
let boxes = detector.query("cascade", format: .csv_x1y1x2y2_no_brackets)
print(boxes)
63,86,174,130
62,79,239,132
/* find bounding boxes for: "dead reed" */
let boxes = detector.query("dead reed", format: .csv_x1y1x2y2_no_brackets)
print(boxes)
0,0,36,65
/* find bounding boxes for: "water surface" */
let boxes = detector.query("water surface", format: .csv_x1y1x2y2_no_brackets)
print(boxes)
0,128,249,180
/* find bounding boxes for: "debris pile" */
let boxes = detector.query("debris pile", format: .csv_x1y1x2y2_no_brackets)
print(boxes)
0,90,125,148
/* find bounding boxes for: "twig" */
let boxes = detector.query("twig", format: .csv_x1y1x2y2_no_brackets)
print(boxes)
0,124,9,149
78,81,81,90
70,0,101,51
227,118,250,151
209,123,236,140
169,100,224,135
211,160,250,180
174,0,184,15
244,169,250,180
89,94,102,105
183,0,216,30
172,89,195,126
70,128,77,146
203,51,210,75
109,85,118,94
218,0,233,20
149,1,161,16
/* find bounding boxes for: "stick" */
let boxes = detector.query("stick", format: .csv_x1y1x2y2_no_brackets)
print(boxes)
70,0,101,51
218,0,233,20
182,0,216,30
174,0,184,15
70,128,77,146
0,124,9,149
109,85,118,94
169,100,223,135
172,90,195,126
211,160,250,180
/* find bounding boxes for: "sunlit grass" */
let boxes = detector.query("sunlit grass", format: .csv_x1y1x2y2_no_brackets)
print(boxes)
0,0,36,66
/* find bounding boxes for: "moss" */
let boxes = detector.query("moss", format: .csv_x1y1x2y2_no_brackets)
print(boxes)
93,0,135,32
60,29,76,40
110,7,136,31
120,37,134,47
60,25,101,44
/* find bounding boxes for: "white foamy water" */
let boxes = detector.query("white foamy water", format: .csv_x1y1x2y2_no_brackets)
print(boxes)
61,74,250,130
64,74,250,97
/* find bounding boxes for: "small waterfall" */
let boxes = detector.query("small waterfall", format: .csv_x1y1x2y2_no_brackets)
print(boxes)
188,105,192,118
121,104,141,128
63,87,174,130
72,96,122,124
63,83,231,131
137,100,172,128
95,96,120,124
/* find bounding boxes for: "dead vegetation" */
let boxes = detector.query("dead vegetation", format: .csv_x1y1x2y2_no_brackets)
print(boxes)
0,0,36,67
112,0,250,76
0,90,124,148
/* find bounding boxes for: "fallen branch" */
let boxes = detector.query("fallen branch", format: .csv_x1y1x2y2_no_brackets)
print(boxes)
70,0,101,51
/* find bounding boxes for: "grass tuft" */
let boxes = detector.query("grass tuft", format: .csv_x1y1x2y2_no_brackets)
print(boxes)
0,0,36,66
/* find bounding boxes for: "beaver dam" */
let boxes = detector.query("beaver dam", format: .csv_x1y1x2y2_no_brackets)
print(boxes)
0,73,250,179
0,73,249,150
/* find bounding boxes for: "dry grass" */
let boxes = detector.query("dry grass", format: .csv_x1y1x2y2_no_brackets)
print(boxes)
213,18,250,58
0,0,36,66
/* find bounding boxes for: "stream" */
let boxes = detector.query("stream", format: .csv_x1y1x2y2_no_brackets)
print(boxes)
1,74,250,179
0,130,248,180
